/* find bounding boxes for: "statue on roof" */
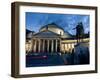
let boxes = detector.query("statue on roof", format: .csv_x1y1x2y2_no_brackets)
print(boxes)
73,22,84,43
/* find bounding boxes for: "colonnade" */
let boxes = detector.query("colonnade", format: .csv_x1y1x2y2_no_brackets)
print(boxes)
61,43,76,53
32,39,60,53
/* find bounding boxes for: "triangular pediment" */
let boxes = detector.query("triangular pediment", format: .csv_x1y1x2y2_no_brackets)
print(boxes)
33,30,61,38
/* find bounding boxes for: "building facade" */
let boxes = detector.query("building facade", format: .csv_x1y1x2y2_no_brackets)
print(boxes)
26,23,89,54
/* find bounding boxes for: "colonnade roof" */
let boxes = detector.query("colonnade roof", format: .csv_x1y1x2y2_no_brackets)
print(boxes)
61,32,72,39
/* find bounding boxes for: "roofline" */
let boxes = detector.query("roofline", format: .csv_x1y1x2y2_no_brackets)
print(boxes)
40,23,64,31
32,30,61,38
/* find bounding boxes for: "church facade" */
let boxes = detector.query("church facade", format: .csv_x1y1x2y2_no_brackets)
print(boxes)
26,23,89,54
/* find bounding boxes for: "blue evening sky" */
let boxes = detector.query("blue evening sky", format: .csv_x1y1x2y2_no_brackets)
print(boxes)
26,12,90,35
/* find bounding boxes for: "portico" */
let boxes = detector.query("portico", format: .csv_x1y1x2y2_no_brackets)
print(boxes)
32,38,60,53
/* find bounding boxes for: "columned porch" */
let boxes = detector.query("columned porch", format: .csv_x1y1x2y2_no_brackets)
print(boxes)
32,38,60,53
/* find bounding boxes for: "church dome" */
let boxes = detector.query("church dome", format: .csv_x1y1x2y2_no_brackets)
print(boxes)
39,23,64,35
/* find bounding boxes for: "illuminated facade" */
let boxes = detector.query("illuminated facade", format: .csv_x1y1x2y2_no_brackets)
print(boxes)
26,23,89,54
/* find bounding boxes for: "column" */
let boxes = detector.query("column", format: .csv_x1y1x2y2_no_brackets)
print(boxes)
32,39,34,52
62,44,64,51
70,43,72,49
70,43,72,53
56,39,58,52
66,44,68,52
60,39,61,52
47,40,49,52
64,44,66,53
51,40,54,53
43,39,45,52
69,43,71,53
72,43,74,48
38,39,41,53
34,39,37,53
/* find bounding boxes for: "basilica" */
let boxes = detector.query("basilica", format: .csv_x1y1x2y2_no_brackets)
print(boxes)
26,23,89,54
